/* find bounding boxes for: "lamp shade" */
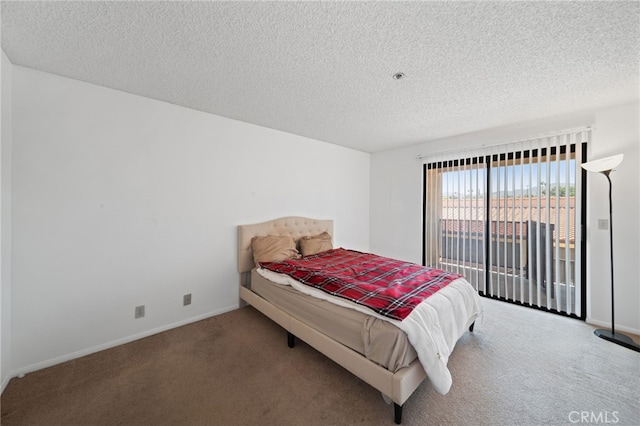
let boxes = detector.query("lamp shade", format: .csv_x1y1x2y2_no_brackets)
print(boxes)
581,154,624,173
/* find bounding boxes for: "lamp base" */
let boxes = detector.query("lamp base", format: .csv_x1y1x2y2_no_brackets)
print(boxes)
594,329,640,352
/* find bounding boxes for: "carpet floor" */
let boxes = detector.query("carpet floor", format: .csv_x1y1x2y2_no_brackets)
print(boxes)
2,298,639,425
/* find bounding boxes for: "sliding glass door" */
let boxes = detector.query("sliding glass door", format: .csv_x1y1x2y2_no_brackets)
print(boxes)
423,132,587,318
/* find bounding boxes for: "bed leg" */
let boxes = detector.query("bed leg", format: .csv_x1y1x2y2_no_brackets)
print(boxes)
394,403,403,424
287,332,296,348
469,321,475,332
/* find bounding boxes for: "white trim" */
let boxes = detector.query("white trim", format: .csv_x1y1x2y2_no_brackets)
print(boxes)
1,304,238,392
586,318,640,337
1,374,11,394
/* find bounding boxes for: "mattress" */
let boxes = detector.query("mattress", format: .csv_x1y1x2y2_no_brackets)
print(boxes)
250,268,417,372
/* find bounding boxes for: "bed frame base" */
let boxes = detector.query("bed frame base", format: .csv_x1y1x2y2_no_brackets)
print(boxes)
240,283,427,423
289,327,403,423
241,282,478,424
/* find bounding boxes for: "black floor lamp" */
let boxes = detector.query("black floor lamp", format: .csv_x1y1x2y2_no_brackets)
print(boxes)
582,154,640,352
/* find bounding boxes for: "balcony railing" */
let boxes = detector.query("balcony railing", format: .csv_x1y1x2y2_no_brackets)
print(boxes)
439,220,575,287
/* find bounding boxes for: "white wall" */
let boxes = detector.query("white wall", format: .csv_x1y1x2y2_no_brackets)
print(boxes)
9,65,370,377
370,103,640,334
588,103,640,333
1,50,14,392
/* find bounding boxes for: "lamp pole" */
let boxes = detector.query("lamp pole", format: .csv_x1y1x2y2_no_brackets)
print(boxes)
582,154,640,351
604,170,615,336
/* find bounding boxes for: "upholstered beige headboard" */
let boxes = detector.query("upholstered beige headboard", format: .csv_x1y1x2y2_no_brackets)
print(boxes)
237,216,333,273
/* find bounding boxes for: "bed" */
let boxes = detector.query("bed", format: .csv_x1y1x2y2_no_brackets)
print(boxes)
237,216,482,423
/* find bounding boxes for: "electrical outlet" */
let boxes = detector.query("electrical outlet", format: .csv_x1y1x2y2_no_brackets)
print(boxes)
598,219,609,230
135,305,145,319
183,294,192,306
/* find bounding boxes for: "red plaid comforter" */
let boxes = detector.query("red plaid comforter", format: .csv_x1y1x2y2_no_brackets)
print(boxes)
260,248,462,321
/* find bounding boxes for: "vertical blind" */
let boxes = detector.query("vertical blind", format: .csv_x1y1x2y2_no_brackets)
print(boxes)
422,130,589,318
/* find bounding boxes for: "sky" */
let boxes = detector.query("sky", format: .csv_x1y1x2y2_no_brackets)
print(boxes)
440,158,577,198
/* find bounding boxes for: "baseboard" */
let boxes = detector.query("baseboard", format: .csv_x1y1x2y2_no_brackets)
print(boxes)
1,374,12,394
3,304,239,389
586,318,640,337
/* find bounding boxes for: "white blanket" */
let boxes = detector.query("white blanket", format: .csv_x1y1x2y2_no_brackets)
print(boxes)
257,267,483,395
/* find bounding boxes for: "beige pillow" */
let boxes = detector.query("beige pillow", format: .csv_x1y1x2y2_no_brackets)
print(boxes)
299,232,333,256
251,235,300,266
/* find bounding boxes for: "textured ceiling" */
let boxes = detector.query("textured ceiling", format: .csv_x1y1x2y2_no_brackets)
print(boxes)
2,1,639,153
